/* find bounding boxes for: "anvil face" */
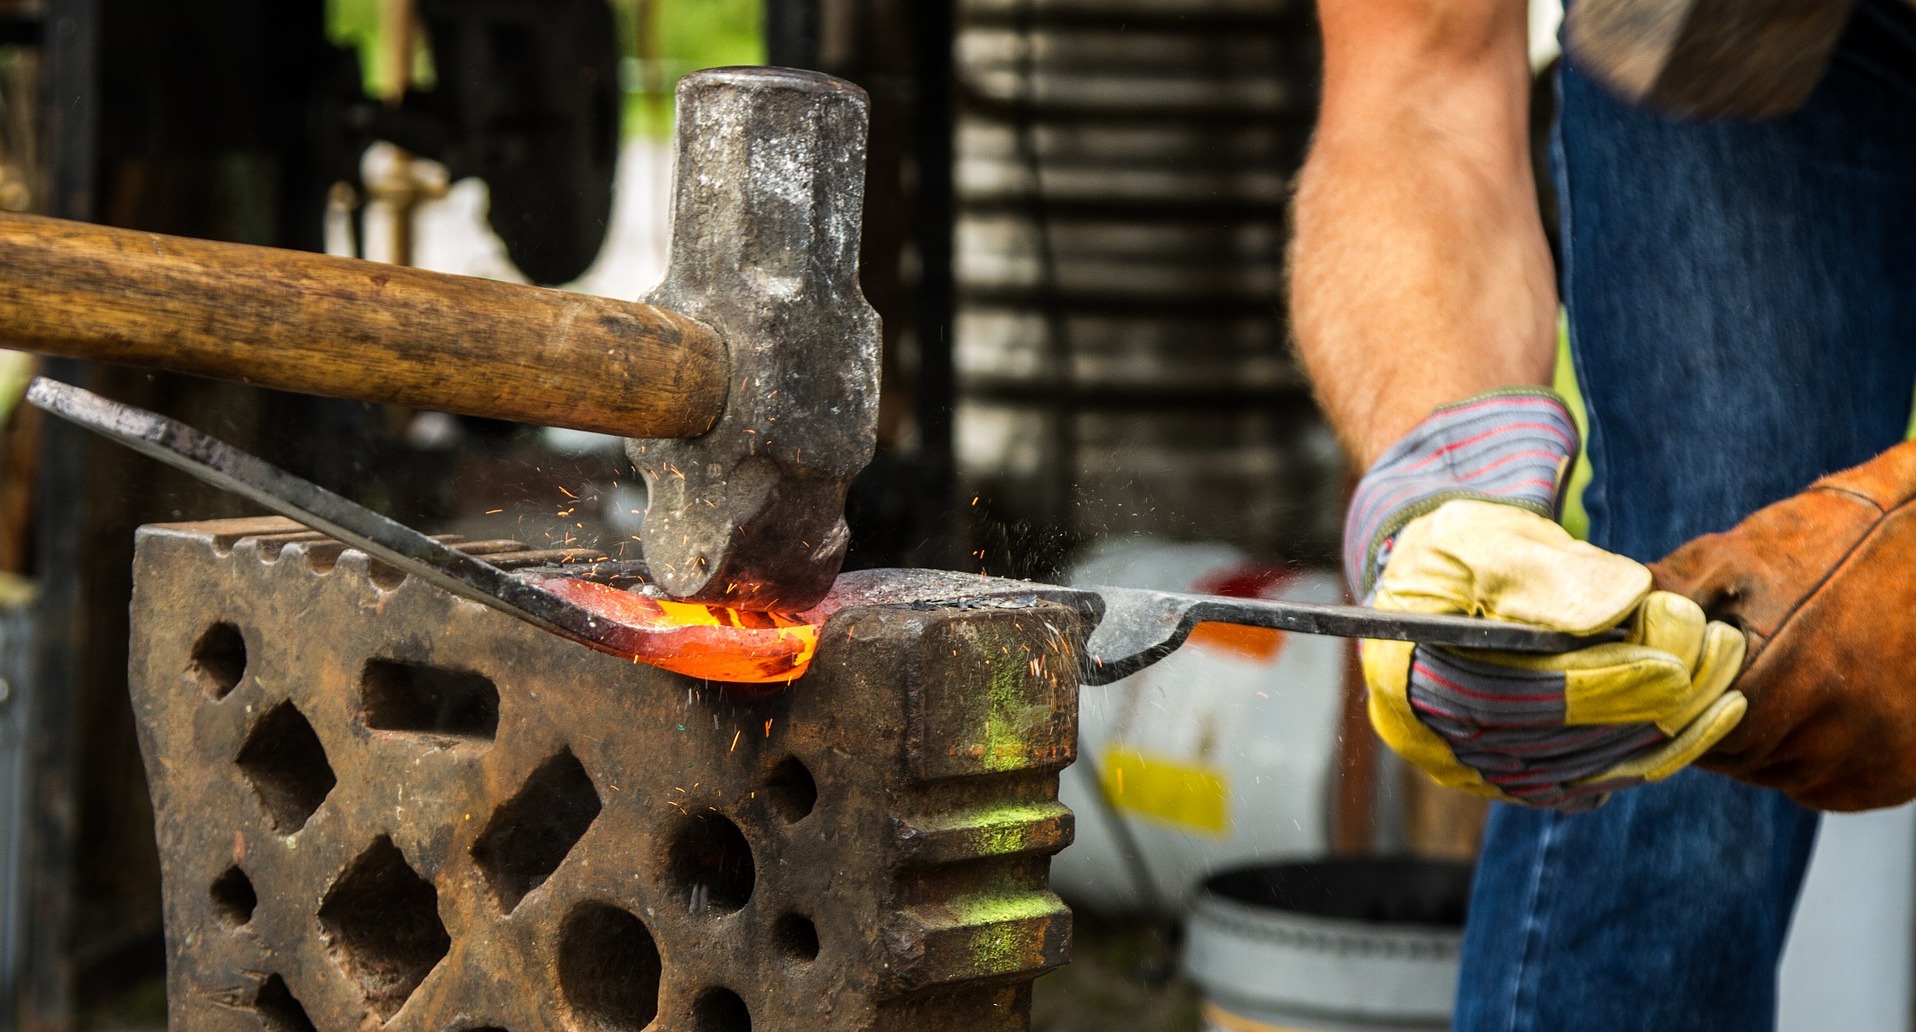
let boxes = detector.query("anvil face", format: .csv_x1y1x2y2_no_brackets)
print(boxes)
129,517,1083,1032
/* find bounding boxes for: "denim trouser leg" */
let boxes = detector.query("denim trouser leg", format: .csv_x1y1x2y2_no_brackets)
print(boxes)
1453,3,1916,1030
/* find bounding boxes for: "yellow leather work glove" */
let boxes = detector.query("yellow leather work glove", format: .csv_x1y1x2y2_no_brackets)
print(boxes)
1365,501,1747,810
1345,389,1746,811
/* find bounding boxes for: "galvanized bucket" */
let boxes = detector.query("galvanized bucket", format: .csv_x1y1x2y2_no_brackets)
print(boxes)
1183,858,1470,1032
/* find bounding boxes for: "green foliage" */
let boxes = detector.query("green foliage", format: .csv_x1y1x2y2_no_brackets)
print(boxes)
616,0,766,138
325,0,379,56
325,0,764,137
0,350,30,425
325,0,430,98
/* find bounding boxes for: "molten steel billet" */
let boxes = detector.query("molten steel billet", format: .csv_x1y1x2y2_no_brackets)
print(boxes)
537,578,821,682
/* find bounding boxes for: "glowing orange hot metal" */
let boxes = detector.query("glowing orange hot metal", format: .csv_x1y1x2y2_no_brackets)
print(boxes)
535,578,823,683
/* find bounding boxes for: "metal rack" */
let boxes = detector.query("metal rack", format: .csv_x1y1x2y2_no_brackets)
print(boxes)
952,0,1343,569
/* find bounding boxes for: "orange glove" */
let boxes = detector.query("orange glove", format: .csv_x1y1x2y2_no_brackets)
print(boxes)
1655,441,1916,811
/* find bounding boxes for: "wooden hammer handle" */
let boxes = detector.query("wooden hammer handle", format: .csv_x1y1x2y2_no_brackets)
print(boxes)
0,212,729,439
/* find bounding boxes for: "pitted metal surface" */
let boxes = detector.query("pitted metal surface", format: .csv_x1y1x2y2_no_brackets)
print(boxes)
626,68,883,612
130,518,1085,1032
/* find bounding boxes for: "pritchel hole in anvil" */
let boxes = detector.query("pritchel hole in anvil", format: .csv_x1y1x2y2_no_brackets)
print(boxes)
558,903,662,1031
471,748,602,913
210,865,257,927
189,622,247,700
775,914,820,963
301,541,347,574
317,836,451,1021
252,974,319,1032
235,701,335,833
764,756,817,823
692,988,752,1032
359,659,500,742
667,813,756,914
367,560,407,591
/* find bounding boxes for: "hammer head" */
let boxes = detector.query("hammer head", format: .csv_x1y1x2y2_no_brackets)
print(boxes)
627,68,881,612
1564,0,1854,119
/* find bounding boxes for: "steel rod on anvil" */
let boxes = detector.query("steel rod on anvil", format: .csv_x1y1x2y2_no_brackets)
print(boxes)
0,210,729,438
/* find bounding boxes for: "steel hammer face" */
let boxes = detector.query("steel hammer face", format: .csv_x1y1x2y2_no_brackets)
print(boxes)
627,67,882,613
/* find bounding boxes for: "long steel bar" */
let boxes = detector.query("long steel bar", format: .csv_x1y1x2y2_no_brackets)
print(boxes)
24,378,642,657
27,378,1609,681
1076,586,1622,686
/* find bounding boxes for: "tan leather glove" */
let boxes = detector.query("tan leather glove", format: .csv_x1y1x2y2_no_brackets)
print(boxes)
1654,440,1916,811
1368,501,1747,810
1347,389,1747,811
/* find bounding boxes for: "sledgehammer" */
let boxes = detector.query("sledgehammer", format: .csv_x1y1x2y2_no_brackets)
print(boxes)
0,67,880,612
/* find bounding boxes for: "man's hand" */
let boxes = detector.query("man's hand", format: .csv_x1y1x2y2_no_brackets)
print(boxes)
1292,0,1752,810
1655,441,1916,812
1368,501,1747,810
1348,390,1747,810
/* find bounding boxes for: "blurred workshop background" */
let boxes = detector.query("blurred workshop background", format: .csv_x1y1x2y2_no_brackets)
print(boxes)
0,1,1910,1030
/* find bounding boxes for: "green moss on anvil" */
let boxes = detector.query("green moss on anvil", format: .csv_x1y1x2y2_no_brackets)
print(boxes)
972,924,1025,973
983,657,1027,771
951,890,1067,927
969,623,1064,772
917,801,1066,856
950,892,1066,973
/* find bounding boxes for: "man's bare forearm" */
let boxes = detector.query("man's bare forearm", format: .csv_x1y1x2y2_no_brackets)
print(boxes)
1291,0,1559,468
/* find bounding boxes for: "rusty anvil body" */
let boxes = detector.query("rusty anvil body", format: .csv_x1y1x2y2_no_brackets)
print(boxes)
133,518,1082,1032
0,66,878,612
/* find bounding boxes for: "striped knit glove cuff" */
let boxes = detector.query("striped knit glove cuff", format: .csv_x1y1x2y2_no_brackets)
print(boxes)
1344,388,1579,599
